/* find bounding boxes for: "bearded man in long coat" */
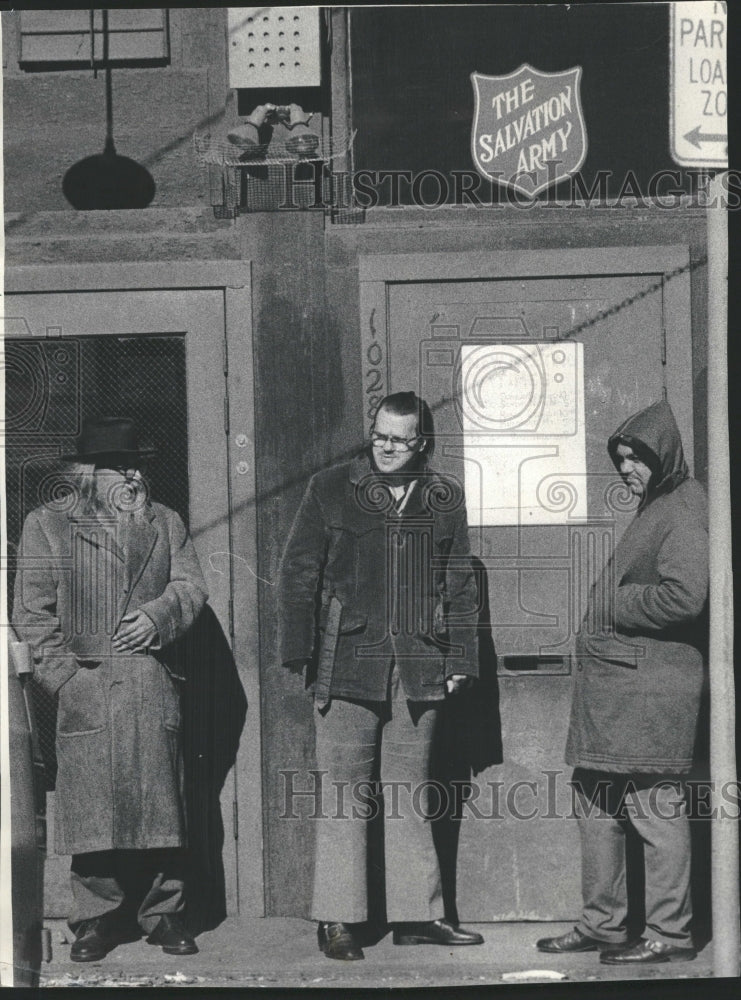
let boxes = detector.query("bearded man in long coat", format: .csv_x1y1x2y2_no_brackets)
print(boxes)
537,400,708,965
13,416,208,962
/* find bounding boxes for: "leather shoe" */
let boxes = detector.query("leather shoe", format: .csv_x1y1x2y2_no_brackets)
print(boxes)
146,915,198,955
600,937,696,965
393,918,484,946
317,922,364,960
70,916,122,962
536,926,626,953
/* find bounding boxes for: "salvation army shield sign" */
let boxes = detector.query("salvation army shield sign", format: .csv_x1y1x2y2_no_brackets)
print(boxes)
471,65,587,198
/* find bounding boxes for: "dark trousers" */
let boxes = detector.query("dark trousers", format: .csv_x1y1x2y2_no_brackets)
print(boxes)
70,848,186,934
311,667,444,924
572,769,692,947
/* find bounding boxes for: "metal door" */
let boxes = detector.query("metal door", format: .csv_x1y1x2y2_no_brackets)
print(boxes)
4,287,239,922
386,274,671,919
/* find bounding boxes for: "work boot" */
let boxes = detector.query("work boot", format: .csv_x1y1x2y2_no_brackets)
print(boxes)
70,915,123,962
317,921,365,960
146,914,198,955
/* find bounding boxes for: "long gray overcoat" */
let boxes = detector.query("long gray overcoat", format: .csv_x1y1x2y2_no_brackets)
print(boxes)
565,401,708,774
13,500,208,855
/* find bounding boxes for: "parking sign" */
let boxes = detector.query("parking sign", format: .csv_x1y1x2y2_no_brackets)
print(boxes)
670,2,727,167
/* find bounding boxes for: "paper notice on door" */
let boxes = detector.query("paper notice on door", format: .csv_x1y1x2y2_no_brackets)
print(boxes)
460,342,587,526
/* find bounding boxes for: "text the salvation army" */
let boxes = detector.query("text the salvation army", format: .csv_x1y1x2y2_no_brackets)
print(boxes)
478,77,574,174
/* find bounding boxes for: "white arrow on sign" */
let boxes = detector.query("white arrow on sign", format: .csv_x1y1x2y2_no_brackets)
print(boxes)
670,2,727,168
684,126,727,149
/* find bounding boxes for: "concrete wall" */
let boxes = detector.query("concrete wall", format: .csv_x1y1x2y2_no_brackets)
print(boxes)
2,9,230,212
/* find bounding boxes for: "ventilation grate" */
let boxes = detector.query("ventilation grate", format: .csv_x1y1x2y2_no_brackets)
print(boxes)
227,7,321,89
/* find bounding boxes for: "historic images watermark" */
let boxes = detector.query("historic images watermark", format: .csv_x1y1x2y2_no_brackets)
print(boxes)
278,769,741,823
277,163,740,211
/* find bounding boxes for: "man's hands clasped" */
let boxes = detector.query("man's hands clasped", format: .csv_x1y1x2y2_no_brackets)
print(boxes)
112,610,159,654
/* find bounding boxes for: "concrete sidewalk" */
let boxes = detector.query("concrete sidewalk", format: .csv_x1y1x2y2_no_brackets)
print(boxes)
39,917,714,989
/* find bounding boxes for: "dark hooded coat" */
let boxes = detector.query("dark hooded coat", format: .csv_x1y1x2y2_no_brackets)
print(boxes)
13,500,208,854
565,401,708,774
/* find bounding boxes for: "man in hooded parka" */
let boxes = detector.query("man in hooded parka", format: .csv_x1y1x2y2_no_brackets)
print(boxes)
537,400,708,965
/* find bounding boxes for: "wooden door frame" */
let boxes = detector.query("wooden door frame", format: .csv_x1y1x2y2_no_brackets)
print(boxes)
358,246,694,469
4,260,263,916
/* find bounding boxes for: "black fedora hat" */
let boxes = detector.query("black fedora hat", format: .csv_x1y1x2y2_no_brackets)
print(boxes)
62,416,156,462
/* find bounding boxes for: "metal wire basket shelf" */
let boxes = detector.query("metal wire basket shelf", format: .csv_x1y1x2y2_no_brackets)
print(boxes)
194,129,356,168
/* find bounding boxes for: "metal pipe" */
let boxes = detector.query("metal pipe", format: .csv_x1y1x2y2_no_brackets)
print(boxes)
707,170,739,978
103,9,115,157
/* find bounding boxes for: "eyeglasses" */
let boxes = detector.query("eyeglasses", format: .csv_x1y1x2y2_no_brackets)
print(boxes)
370,432,420,452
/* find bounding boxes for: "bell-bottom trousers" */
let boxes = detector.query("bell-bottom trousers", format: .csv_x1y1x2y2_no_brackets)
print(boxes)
311,667,444,924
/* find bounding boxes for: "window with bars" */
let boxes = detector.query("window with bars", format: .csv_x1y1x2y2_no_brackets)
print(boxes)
18,9,170,69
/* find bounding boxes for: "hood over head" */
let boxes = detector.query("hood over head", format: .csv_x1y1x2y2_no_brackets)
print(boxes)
607,400,689,499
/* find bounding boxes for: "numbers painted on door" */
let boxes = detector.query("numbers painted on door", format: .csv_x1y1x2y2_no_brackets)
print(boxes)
363,308,387,424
